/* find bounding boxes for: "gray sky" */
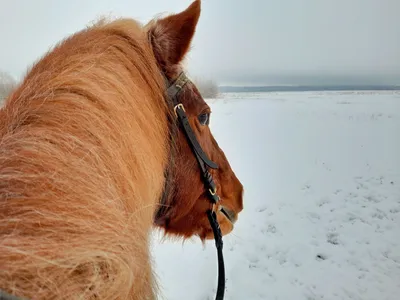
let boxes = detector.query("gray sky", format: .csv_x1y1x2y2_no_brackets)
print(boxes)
1,0,399,85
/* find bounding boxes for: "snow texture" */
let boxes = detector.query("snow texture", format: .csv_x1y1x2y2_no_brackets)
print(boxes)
152,91,400,300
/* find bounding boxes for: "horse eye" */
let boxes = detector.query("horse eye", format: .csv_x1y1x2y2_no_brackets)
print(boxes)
198,113,210,125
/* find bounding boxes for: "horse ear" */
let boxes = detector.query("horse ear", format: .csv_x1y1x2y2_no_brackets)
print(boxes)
147,0,201,73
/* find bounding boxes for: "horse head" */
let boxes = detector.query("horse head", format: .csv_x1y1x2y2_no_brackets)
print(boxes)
147,0,244,241
0,1,243,299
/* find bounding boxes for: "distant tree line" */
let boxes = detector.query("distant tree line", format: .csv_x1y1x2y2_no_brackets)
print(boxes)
192,77,219,99
0,70,220,104
0,71,16,105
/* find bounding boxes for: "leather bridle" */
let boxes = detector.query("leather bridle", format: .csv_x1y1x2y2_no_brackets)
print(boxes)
162,72,226,300
0,72,227,300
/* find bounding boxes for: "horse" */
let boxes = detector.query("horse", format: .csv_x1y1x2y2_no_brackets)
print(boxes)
0,1,244,299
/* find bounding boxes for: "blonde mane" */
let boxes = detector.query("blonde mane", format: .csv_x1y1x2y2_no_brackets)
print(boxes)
0,1,245,299
0,19,170,299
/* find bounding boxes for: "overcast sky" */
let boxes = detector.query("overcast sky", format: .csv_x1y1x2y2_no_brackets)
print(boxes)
0,0,399,85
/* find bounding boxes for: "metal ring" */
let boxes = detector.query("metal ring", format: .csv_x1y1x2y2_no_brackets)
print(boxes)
211,202,217,213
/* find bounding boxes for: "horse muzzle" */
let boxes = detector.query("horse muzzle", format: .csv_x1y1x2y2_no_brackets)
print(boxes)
220,206,237,225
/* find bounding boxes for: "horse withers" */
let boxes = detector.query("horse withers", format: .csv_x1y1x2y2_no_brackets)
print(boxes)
0,1,243,299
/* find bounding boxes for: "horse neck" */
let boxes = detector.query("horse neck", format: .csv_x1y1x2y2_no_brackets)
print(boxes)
0,25,169,299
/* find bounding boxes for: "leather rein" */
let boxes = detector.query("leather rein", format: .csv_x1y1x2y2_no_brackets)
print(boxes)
164,72,226,300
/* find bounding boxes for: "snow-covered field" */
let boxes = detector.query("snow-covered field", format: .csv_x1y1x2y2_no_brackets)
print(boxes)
152,91,400,300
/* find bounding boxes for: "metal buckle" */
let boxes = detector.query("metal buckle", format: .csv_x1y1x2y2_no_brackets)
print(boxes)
209,186,217,195
174,103,185,117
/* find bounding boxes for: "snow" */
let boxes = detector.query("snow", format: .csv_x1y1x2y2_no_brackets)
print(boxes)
151,91,400,300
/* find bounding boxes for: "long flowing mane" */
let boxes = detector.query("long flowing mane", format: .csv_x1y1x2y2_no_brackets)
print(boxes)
0,1,244,299
0,19,171,299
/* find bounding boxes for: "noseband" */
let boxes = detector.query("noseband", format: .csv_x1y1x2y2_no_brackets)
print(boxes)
164,72,226,300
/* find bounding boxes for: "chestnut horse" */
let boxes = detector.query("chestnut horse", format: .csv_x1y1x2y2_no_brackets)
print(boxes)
0,1,243,299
